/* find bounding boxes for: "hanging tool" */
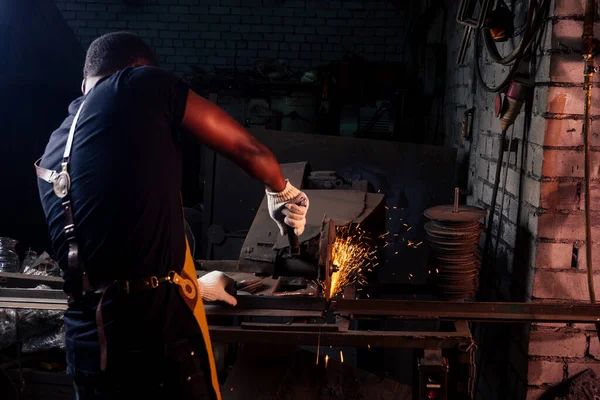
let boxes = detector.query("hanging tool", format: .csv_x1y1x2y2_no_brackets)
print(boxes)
482,80,532,274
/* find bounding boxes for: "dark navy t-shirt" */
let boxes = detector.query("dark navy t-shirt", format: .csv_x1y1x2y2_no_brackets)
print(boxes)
38,66,200,354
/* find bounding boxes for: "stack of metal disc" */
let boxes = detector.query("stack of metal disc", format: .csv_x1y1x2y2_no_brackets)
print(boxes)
423,204,486,301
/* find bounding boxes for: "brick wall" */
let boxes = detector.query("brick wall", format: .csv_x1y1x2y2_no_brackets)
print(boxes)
445,0,544,398
527,0,600,398
446,0,600,398
53,0,407,76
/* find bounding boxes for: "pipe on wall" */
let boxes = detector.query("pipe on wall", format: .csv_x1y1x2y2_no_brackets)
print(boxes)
581,0,599,340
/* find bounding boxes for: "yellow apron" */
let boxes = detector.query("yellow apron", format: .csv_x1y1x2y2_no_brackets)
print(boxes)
171,235,222,400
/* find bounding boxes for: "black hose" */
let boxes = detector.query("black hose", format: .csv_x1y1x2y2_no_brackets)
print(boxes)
475,0,550,93
475,28,524,93
493,129,515,260
483,128,508,279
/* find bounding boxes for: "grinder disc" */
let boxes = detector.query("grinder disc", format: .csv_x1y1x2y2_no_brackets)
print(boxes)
424,205,486,223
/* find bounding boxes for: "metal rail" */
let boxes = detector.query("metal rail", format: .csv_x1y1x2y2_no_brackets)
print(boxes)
335,299,600,323
208,321,472,348
1,292,599,324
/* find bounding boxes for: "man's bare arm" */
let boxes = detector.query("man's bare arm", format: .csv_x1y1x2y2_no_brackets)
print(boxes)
181,89,286,192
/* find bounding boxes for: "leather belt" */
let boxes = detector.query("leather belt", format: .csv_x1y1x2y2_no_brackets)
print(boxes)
92,272,178,296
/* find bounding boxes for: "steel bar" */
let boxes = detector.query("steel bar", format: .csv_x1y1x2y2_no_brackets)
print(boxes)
240,322,339,332
1,294,600,324
233,295,327,311
336,299,600,323
208,325,472,348
205,306,323,318
0,288,67,300
0,299,67,310
0,271,63,290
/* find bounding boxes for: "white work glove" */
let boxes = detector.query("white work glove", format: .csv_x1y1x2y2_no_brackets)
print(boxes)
266,179,309,236
197,271,237,306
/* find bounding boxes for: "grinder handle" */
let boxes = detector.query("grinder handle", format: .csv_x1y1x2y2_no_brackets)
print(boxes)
286,196,308,256
287,230,300,256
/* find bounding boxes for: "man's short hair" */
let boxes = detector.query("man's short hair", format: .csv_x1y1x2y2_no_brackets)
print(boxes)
83,32,158,78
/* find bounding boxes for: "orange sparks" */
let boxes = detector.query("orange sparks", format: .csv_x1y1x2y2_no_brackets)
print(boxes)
407,240,422,249
328,224,378,298
340,351,344,363
325,355,329,368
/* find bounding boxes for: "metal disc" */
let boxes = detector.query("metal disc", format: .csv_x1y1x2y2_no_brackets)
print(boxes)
424,222,484,236
53,171,70,198
432,253,481,264
424,205,486,223
425,234,481,245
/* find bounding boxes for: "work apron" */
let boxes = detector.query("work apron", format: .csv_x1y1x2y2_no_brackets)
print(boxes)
35,98,222,400
176,233,222,400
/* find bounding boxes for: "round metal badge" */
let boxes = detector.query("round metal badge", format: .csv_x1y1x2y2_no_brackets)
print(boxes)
53,171,71,198
181,278,197,300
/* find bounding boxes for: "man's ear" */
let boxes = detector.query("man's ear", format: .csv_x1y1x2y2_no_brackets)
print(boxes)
81,79,86,95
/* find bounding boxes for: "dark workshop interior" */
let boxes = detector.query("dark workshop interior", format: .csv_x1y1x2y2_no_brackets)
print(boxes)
2,0,600,399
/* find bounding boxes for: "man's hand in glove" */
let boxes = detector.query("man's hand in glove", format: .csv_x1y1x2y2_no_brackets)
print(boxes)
266,179,310,236
197,271,237,306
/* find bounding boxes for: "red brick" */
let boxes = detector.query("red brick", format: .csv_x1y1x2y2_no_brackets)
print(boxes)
532,322,569,329
528,360,565,385
551,20,600,53
573,242,600,271
535,242,574,269
590,334,600,359
538,212,600,241
543,119,600,148
546,87,600,116
533,270,600,301
529,328,587,357
549,53,596,84
544,118,582,147
573,323,600,332
568,362,600,379
554,0,585,16
540,181,582,211
540,181,600,212
541,149,600,179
